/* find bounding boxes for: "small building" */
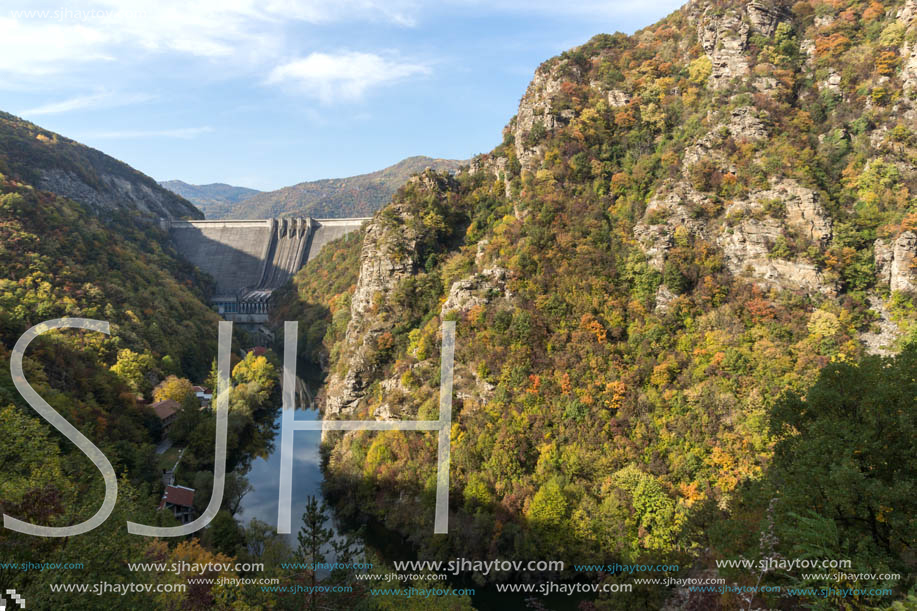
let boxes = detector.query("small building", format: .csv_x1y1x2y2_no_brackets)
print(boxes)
159,485,195,524
151,399,180,437
191,385,213,410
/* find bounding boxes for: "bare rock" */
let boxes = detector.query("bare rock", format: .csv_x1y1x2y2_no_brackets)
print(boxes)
441,267,511,315
654,284,677,313
899,0,917,91
860,295,900,356
727,106,768,141
818,70,842,94
607,89,631,107
716,180,836,295
698,7,751,89
38,167,200,219
746,0,781,36
891,231,917,293
874,238,894,288
762,179,832,244
633,182,713,269
324,176,456,415
874,232,917,294
513,60,581,172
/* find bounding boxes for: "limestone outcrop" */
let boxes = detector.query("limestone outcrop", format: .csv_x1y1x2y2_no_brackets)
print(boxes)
875,231,917,293
323,173,458,415
697,7,751,89
635,178,837,295
900,0,917,92
512,60,580,172
323,204,421,415
441,266,511,315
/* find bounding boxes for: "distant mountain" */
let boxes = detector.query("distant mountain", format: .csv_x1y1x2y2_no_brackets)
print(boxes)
158,180,261,216
181,156,464,219
0,111,201,220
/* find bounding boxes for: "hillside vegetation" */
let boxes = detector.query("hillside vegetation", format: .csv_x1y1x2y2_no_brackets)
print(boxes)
300,0,917,607
159,180,260,215
189,156,462,219
0,112,201,219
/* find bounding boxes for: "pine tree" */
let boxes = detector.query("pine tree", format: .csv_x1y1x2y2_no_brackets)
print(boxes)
296,496,333,610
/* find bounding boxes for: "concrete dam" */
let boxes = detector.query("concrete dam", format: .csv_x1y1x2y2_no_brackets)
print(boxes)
164,217,369,323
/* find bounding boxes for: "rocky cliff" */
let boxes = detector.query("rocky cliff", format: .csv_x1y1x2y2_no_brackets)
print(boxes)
317,0,917,601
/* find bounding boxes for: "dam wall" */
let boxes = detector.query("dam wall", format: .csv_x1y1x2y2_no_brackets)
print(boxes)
168,219,275,297
165,216,369,321
307,218,368,261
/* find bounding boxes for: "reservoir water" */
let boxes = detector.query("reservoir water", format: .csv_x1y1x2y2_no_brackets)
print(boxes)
236,378,328,542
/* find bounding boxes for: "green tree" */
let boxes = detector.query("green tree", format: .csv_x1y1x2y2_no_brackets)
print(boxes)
153,375,197,410
109,348,155,395
206,510,244,557
296,495,334,611
767,346,917,605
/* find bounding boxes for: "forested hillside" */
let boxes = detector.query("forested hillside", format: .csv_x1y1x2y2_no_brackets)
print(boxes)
0,110,290,607
158,180,261,215
0,114,468,610
0,112,201,219
300,0,917,607
190,156,462,219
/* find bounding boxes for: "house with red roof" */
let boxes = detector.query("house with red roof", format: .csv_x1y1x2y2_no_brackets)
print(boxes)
159,485,195,524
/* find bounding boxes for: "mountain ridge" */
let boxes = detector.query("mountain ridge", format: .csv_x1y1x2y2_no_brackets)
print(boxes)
0,111,202,220
168,155,464,219
158,180,261,214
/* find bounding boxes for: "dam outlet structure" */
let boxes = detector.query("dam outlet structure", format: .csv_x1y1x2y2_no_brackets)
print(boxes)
163,217,369,333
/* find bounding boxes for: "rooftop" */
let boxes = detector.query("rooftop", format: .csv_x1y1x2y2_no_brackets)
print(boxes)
160,485,195,508
151,399,180,420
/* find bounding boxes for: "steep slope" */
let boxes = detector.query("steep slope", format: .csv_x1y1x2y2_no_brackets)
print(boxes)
158,180,260,216
0,112,202,219
0,115,232,607
311,0,917,607
202,155,463,219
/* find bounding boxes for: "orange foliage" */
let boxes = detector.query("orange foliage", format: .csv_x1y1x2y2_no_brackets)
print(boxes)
862,1,884,21
580,313,607,342
816,33,851,59
875,51,899,76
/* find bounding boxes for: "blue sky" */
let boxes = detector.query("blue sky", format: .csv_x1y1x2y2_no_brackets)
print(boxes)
1,1,684,190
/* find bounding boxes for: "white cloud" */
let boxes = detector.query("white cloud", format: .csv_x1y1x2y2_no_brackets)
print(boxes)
20,91,154,116
0,17,113,76
83,126,214,139
0,0,421,81
267,52,429,102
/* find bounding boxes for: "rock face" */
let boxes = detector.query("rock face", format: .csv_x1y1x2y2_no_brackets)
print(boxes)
323,206,419,415
441,267,511,316
900,0,917,91
633,181,713,268
876,231,917,293
0,111,201,220
683,106,768,178
718,180,835,294
860,295,900,356
323,172,456,415
635,178,837,295
38,164,202,220
746,0,782,36
512,60,580,172
697,7,751,89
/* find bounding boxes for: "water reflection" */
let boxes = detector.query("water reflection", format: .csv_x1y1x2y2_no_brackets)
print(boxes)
236,376,326,542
